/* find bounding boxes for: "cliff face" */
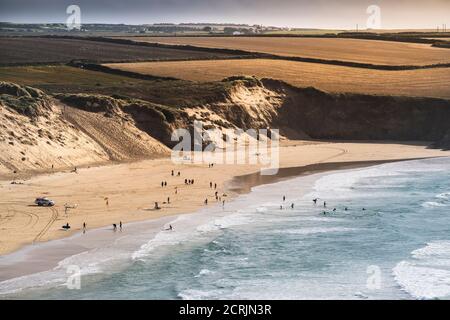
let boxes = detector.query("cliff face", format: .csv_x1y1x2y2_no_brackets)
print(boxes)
0,82,169,176
183,76,450,143
260,78,450,142
2,78,449,176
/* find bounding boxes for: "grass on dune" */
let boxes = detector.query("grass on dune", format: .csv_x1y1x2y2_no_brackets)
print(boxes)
0,65,233,108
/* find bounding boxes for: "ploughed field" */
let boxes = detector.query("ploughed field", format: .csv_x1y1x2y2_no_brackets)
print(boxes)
120,36,450,66
0,37,240,65
104,59,450,99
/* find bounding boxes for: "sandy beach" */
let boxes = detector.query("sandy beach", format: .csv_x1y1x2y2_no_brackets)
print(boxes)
0,140,449,257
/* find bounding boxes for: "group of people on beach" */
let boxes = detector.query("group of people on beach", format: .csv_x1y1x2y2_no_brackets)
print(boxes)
75,163,226,235
154,164,227,231
112,221,122,231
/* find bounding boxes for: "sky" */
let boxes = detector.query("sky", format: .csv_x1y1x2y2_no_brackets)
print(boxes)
0,0,449,29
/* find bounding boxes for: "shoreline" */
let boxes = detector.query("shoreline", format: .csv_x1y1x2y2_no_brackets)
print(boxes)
227,158,427,195
0,159,383,285
0,156,443,284
1,141,449,258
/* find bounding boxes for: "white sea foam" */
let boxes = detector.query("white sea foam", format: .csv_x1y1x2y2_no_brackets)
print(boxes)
393,241,450,299
436,192,450,200
272,227,357,236
421,201,447,208
309,159,445,201
178,289,222,300
195,269,215,277
131,228,191,261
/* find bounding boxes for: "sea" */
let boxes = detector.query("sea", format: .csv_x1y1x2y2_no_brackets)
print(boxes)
1,157,450,300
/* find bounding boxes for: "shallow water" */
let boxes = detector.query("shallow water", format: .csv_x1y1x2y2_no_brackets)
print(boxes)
2,157,450,300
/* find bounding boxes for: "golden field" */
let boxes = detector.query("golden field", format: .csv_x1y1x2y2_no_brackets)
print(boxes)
104,59,450,99
121,36,450,66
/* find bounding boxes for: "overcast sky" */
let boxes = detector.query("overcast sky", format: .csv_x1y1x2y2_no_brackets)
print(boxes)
1,0,448,29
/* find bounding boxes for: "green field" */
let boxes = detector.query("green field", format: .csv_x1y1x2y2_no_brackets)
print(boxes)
0,65,231,108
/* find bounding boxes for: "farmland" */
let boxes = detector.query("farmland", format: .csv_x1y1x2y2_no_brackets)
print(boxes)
0,37,242,66
104,59,450,99
122,36,450,66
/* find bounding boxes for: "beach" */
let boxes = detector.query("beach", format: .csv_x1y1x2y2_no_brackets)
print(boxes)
1,140,449,258
2,155,450,299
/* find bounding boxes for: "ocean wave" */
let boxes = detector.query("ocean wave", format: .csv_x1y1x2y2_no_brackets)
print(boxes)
194,269,215,278
421,201,447,208
393,241,450,299
272,226,357,236
0,247,131,296
178,289,223,300
131,229,188,261
436,192,450,200
310,159,445,200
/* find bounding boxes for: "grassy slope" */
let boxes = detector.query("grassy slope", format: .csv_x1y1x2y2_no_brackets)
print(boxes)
0,65,232,108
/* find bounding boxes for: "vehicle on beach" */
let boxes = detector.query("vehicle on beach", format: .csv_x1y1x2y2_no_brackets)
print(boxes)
34,197,55,207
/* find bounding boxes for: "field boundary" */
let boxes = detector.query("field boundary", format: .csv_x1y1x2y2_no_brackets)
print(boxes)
2,35,449,70
64,36,450,71
67,61,180,81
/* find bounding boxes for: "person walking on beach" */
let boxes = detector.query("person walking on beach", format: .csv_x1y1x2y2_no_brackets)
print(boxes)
291,203,294,209
283,196,286,202
83,222,86,233
161,181,164,187
119,221,122,231
154,202,160,210
113,223,117,231
313,198,318,205
324,201,327,208
185,179,188,184
171,170,174,176
214,183,217,189
210,182,213,188
175,187,178,194
204,198,208,205
167,197,170,204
